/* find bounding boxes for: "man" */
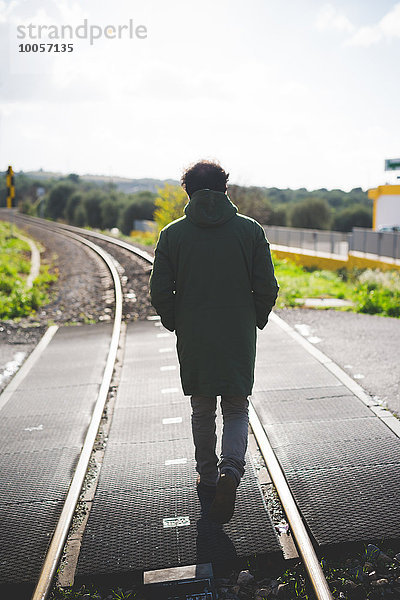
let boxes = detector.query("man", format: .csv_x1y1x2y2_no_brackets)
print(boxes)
149,160,279,524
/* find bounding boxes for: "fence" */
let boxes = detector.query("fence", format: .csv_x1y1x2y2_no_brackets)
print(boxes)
264,225,349,256
350,228,400,260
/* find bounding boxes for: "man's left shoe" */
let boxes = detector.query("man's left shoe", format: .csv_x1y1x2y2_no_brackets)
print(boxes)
207,472,237,524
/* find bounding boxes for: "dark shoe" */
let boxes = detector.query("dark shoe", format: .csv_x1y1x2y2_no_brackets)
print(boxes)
207,472,237,524
196,475,216,517
196,475,217,494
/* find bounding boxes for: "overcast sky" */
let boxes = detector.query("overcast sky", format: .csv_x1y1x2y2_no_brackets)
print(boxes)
0,0,399,191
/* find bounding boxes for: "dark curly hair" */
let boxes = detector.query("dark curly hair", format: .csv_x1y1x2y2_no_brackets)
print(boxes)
180,160,229,197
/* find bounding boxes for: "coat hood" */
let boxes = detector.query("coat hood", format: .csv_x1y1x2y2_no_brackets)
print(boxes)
184,189,237,227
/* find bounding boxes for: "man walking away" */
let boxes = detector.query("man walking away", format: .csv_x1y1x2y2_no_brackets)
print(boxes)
150,160,279,523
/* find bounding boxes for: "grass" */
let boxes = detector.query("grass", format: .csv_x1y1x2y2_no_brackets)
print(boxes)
273,257,352,308
273,255,400,318
79,226,400,319
50,585,138,599
0,221,57,320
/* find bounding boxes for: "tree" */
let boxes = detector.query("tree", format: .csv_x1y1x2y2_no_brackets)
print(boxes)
65,192,84,223
269,205,288,226
228,185,272,224
153,184,188,231
73,203,87,227
45,182,76,220
118,191,157,235
290,197,332,230
333,205,372,232
66,173,80,183
83,190,108,228
101,197,120,229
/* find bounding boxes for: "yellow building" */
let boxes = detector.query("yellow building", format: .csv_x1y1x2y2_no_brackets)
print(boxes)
368,184,400,231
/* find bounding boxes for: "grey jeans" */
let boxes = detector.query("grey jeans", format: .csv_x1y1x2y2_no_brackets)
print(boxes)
190,395,249,487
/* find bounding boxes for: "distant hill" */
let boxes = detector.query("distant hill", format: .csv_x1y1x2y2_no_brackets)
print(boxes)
24,170,179,194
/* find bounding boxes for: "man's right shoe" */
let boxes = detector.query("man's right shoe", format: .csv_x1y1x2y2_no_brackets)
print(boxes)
207,472,237,524
196,474,217,495
196,475,217,517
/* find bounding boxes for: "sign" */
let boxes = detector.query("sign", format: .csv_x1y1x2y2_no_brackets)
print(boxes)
6,165,15,208
385,158,400,171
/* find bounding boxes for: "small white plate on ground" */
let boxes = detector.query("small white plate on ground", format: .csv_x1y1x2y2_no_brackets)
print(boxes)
163,516,190,528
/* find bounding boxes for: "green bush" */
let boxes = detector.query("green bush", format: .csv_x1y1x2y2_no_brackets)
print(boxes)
333,204,372,232
354,269,400,317
118,191,156,235
101,197,119,229
45,182,76,220
83,190,108,228
65,192,84,223
290,197,332,230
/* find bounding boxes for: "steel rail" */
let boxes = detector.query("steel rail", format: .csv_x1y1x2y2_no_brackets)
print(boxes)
249,403,333,600
30,227,123,600
9,212,333,600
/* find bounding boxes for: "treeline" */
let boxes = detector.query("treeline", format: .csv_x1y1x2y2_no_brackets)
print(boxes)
228,185,372,231
0,173,155,235
0,171,372,232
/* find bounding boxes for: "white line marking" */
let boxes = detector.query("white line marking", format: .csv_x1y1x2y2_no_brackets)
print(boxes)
24,424,43,432
308,336,322,344
162,417,182,425
165,458,187,466
161,387,179,394
159,348,173,353
147,315,160,321
160,365,177,371
163,516,190,528
157,333,171,338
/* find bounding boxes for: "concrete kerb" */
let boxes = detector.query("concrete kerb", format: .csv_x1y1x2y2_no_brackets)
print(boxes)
14,231,41,288
269,312,400,439
270,244,400,272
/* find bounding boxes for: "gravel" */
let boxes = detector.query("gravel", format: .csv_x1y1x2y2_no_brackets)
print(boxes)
0,217,115,393
81,236,157,322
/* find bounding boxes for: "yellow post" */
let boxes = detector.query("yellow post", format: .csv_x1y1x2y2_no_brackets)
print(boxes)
6,165,15,208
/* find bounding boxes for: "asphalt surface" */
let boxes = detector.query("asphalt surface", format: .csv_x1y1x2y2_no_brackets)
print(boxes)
276,308,400,416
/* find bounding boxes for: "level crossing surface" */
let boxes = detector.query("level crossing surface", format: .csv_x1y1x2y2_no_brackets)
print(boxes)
76,318,280,577
2,313,400,589
253,317,400,545
78,315,400,578
0,324,113,585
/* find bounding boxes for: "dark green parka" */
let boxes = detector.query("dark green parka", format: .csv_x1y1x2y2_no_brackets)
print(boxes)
149,189,279,397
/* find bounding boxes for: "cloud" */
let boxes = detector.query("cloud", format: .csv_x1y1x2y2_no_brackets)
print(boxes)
346,25,383,47
315,4,354,33
0,0,19,24
316,2,400,47
347,2,400,46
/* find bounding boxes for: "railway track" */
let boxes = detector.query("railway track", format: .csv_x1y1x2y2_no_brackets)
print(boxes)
2,212,334,600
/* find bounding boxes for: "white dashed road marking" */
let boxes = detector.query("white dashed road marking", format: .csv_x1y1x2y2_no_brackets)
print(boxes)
162,417,182,425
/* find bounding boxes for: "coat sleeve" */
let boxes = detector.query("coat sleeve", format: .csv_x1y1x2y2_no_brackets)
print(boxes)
252,223,279,329
149,229,176,332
